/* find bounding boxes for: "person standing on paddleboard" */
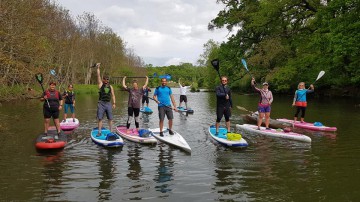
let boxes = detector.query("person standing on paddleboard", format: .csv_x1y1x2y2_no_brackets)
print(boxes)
178,78,192,109
251,78,273,130
292,82,314,123
96,63,116,136
122,76,149,130
215,76,232,135
141,86,151,108
153,78,178,137
62,84,76,122
40,81,63,136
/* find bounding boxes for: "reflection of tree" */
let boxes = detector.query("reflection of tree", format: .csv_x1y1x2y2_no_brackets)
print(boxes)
127,145,143,180
97,148,122,201
154,146,174,193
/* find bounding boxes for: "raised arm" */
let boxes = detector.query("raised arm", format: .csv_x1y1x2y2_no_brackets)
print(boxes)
96,63,102,88
143,76,149,89
178,78,182,87
122,76,127,89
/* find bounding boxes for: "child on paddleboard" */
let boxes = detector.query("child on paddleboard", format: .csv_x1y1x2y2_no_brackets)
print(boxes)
62,84,76,122
292,82,314,123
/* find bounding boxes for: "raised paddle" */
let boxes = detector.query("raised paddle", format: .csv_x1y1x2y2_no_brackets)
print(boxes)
310,71,325,87
211,59,230,100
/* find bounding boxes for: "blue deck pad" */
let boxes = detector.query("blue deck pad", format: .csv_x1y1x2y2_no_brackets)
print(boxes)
209,125,228,139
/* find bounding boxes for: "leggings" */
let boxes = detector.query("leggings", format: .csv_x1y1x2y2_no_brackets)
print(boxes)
294,106,306,118
127,107,140,128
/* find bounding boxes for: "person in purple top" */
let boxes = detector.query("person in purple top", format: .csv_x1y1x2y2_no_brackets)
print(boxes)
122,76,149,130
251,78,273,130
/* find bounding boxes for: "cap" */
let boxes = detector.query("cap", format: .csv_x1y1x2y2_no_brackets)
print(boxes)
262,82,269,86
49,81,56,85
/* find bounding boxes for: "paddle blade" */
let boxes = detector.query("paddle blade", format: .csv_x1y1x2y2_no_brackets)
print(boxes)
50,69,56,76
241,59,249,71
316,71,325,81
211,59,220,71
35,73,44,84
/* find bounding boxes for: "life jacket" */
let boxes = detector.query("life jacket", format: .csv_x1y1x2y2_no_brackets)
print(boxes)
64,90,75,104
45,90,60,101
99,84,111,102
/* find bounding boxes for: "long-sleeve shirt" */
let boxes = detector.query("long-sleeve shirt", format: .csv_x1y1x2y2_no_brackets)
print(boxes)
216,85,232,108
293,89,314,103
251,84,273,106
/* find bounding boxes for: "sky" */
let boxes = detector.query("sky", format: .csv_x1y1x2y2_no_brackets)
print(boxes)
55,0,232,66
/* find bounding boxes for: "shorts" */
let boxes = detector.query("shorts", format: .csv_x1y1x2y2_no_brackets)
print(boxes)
97,101,113,120
128,107,140,117
216,106,231,122
258,105,271,113
158,106,173,121
43,106,60,119
142,96,149,104
180,95,187,103
64,103,74,114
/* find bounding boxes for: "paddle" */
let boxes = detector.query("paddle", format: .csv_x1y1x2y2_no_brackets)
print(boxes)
50,69,66,91
148,95,187,118
297,71,325,101
241,58,255,80
236,106,255,114
35,73,50,108
211,59,229,101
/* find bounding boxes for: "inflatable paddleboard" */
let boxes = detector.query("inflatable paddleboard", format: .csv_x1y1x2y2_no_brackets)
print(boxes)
242,114,292,129
277,119,337,132
149,128,191,153
140,107,153,114
236,124,311,143
35,126,66,150
60,118,80,131
116,125,157,144
177,106,194,113
208,125,248,147
90,127,124,147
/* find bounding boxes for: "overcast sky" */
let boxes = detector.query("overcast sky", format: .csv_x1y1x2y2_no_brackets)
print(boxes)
55,0,231,66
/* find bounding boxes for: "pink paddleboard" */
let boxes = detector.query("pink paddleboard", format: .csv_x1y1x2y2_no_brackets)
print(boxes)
277,119,337,132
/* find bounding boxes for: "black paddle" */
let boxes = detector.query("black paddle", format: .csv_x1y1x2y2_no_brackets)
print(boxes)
211,59,230,101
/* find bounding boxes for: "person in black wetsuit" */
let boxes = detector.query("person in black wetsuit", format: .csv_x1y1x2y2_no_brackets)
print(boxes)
215,76,232,135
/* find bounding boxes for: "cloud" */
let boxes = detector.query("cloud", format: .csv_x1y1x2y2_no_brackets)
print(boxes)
56,0,232,66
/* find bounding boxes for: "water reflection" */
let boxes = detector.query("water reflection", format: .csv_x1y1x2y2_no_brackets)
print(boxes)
127,145,143,180
154,145,174,194
97,148,122,201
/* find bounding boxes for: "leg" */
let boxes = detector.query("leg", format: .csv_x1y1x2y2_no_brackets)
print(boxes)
127,107,134,129
225,121,230,132
166,107,174,130
98,120,103,135
258,113,265,128
224,107,231,132
265,112,270,128
63,104,68,121
300,107,306,122
44,118,50,133
215,107,224,133
54,118,61,133
294,107,301,122
108,119,113,132
158,107,166,133
134,108,140,129
184,96,188,109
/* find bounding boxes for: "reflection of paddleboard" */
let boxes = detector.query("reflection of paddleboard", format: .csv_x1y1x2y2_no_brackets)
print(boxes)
277,119,337,132
90,127,124,147
140,106,153,114
35,126,66,150
116,125,157,144
150,128,191,153
208,125,248,147
177,107,194,113
60,118,80,131
236,124,311,143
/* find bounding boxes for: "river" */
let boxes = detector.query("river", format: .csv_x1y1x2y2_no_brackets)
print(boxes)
0,89,359,201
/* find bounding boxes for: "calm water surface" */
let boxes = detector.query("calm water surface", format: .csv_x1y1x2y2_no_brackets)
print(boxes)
0,89,359,201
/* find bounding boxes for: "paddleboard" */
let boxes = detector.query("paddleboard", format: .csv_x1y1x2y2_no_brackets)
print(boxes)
60,118,80,131
35,126,66,150
140,106,153,114
116,125,157,144
90,127,124,147
277,118,337,132
177,106,194,113
149,128,191,153
208,125,248,147
236,124,311,143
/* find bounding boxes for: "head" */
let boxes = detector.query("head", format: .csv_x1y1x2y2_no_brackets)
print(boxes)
49,81,56,91
298,82,305,89
262,82,269,89
68,84,74,90
132,79,138,89
102,75,110,84
161,78,167,86
221,76,228,85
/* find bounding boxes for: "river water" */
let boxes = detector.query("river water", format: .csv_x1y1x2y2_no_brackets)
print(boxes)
0,89,359,201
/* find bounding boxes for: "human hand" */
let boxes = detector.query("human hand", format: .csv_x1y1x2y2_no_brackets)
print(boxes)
225,94,229,100
112,103,116,109
96,63,101,68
